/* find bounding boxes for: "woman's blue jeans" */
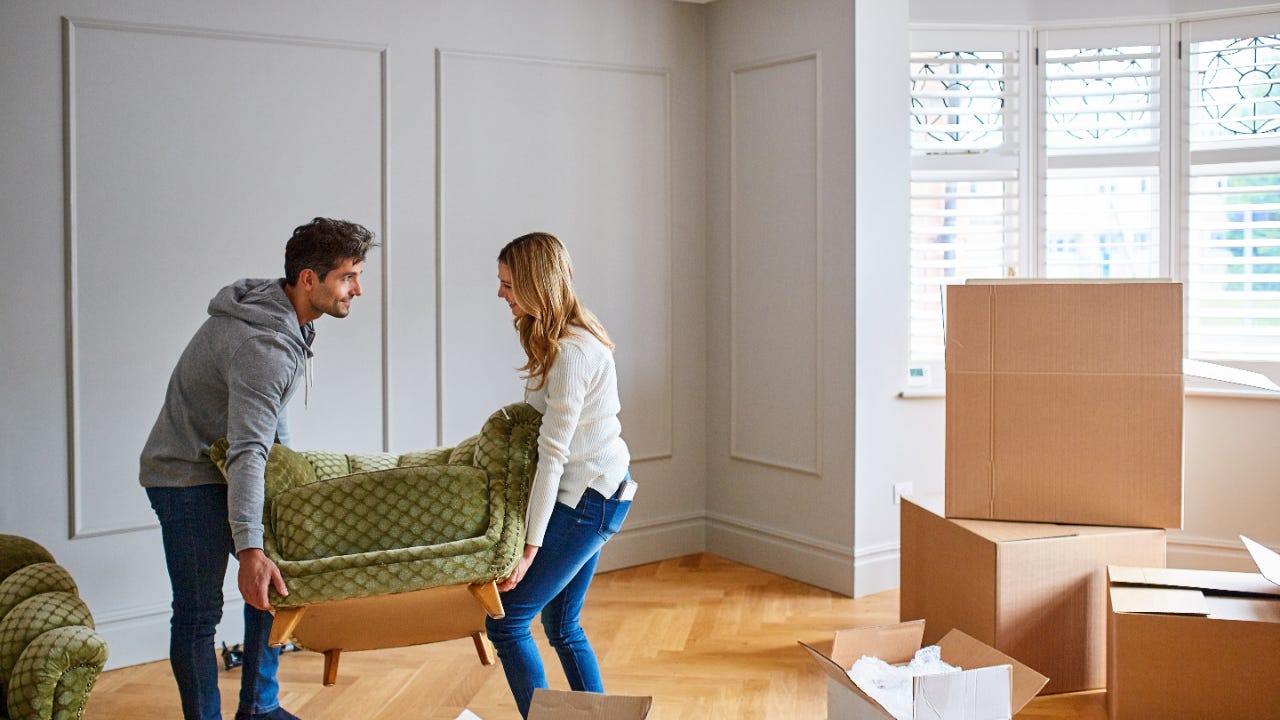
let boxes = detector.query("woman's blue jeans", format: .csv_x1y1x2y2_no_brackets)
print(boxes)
147,484,282,720
486,485,631,718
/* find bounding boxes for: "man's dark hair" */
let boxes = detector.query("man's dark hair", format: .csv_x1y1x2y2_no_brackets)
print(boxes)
284,217,377,285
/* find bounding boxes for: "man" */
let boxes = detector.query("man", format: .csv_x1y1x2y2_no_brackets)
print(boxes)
140,218,377,720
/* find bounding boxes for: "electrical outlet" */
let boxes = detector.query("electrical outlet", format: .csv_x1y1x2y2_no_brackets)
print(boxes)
893,482,914,505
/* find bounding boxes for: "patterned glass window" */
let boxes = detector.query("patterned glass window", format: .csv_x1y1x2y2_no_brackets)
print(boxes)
1187,31,1280,361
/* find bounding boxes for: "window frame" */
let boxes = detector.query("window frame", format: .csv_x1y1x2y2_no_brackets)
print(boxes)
906,10,1280,395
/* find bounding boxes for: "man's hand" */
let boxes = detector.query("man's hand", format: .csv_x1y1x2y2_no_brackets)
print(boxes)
237,547,288,611
497,544,540,592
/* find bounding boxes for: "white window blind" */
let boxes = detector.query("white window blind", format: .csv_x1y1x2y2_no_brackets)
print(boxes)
1039,26,1167,279
909,30,1024,363
1185,13,1280,362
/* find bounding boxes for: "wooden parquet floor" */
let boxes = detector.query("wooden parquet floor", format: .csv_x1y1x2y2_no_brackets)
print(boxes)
84,554,1105,718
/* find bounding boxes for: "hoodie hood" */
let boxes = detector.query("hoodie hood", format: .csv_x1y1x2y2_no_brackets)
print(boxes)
208,278,314,358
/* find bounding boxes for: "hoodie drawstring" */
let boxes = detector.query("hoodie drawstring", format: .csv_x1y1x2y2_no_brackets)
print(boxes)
305,355,314,408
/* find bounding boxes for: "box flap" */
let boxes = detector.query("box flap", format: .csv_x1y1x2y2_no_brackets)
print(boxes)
1241,535,1280,586
1110,584,1210,616
936,628,1048,712
1108,565,1280,597
830,620,926,667
949,517,1079,543
800,641,892,716
1184,359,1280,392
906,495,1078,543
527,689,652,719
913,665,1012,720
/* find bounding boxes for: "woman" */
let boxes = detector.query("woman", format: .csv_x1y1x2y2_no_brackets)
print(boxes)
487,232,636,718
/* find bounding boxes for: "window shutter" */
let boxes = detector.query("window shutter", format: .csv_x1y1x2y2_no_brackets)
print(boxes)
1184,13,1280,361
1039,25,1167,279
909,30,1024,363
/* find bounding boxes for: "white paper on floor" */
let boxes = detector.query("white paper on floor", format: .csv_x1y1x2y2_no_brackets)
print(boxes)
847,645,960,720
454,711,483,720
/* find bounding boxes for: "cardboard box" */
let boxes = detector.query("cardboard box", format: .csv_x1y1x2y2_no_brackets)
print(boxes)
800,619,1047,719
527,689,653,719
900,496,1165,694
945,281,1185,529
1106,536,1280,719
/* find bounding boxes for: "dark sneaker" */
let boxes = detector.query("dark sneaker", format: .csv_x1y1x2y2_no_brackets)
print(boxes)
234,708,301,720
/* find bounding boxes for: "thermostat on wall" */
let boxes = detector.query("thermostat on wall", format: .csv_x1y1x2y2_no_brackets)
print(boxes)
907,365,931,387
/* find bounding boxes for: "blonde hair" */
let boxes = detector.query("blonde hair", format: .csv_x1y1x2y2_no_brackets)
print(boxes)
498,232,613,390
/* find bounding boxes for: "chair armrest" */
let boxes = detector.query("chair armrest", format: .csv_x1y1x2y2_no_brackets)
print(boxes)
6,625,107,720
268,464,493,562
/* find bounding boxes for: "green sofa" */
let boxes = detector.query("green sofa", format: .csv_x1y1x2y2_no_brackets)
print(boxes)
0,535,108,720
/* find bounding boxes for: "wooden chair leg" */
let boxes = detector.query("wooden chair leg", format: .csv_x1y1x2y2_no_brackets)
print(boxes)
322,649,342,686
468,580,505,619
472,631,497,666
268,607,305,648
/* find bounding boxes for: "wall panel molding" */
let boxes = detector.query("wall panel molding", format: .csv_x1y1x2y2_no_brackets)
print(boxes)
63,17,389,538
435,49,674,461
728,52,824,477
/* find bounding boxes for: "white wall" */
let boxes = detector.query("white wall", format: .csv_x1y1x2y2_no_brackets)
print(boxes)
0,0,707,669
704,0,857,595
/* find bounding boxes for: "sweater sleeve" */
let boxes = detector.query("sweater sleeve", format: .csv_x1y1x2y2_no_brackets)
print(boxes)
523,342,591,546
224,335,297,553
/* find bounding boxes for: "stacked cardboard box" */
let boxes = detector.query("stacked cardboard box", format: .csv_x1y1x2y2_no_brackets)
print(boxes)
901,281,1179,694
1105,536,1280,719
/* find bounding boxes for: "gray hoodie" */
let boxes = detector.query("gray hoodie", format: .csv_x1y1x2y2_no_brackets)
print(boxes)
140,278,314,553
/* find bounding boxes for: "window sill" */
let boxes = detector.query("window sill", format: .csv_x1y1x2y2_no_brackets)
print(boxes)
898,386,1279,401
897,388,945,399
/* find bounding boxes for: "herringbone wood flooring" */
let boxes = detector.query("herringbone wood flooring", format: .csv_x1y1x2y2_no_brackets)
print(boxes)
84,554,1104,718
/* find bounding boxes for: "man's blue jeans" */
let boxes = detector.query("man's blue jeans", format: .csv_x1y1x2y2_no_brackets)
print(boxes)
147,484,282,720
486,485,632,718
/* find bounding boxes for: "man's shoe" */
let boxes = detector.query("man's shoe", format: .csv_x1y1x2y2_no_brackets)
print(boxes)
234,708,301,720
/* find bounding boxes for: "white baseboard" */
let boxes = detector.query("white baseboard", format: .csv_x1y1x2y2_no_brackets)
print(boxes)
1167,533,1259,572
852,541,900,598
705,513,853,596
95,599,247,671
597,511,706,572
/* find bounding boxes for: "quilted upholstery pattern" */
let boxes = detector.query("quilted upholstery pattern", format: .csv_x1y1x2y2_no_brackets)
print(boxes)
0,593,94,685
227,402,543,610
347,453,398,473
208,441,318,500
0,539,52,586
0,565,78,631
272,465,489,560
0,536,106,720
7,625,106,720
301,450,350,481
397,447,453,467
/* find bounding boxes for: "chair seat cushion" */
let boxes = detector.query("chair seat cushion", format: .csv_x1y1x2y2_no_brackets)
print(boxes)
272,464,491,561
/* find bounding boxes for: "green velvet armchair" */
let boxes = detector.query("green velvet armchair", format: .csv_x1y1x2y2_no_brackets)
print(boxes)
211,401,541,684
0,535,108,720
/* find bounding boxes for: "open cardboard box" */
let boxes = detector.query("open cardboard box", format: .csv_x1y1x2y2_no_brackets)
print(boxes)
800,619,1048,719
900,495,1164,694
1106,535,1280,719
945,280,1279,530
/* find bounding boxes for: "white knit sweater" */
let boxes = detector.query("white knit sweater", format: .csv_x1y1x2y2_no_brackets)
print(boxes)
522,327,630,546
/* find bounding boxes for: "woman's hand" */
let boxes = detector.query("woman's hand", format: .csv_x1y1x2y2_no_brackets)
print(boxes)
498,543,540,592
